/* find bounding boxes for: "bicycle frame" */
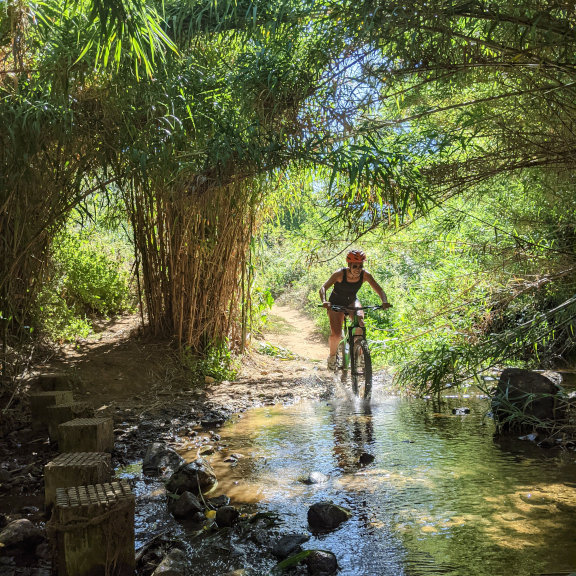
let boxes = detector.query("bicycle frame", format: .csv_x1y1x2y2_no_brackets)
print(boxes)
319,304,386,400
329,304,381,367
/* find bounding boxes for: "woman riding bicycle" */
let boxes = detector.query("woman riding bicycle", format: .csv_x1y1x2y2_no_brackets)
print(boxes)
319,249,391,370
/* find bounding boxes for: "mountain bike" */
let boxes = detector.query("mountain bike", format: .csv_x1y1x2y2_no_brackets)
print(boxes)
329,305,385,400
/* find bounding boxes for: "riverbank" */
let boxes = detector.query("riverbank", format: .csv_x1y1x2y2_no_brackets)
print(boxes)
0,308,338,573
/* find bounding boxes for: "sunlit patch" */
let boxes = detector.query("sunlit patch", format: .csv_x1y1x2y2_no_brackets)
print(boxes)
166,398,576,574
115,462,143,478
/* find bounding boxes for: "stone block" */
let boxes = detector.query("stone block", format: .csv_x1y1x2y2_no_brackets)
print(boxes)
29,391,74,431
46,403,95,442
44,452,112,509
58,418,114,453
49,480,135,576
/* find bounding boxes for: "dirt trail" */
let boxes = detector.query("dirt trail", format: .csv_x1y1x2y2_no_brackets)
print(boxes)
34,305,332,413
261,304,328,362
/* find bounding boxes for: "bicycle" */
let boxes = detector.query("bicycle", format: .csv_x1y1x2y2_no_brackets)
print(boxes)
325,304,386,400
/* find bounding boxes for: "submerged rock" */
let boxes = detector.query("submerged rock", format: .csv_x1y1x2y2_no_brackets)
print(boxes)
167,491,203,519
152,548,189,575
452,407,470,415
306,550,339,575
358,452,375,465
143,442,185,477
271,533,310,559
307,502,351,531
215,505,240,527
0,519,44,551
207,494,230,508
300,472,329,485
519,492,553,505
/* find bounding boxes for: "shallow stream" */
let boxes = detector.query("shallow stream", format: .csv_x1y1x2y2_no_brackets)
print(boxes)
154,379,576,576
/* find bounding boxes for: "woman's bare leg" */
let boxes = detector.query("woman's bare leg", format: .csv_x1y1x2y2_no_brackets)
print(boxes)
328,309,345,356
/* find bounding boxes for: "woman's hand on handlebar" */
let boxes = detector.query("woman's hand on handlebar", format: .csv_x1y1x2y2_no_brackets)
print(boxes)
321,301,332,309
380,302,392,310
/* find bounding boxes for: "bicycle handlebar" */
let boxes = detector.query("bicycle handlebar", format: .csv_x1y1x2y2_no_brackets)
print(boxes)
318,304,392,312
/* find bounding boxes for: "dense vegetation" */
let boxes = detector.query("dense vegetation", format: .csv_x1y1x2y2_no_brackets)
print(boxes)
258,173,576,396
2,0,576,398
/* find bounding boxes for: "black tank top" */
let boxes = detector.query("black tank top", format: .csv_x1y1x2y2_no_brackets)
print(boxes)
328,268,364,306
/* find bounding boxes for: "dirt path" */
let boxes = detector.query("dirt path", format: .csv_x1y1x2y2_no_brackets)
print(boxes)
261,304,328,362
33,305,332,414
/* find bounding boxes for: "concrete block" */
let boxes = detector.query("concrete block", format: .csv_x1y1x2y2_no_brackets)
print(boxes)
29,391,74,431
49,480,135,576
58,418,115,453
46,403,95,442
44,452,112,509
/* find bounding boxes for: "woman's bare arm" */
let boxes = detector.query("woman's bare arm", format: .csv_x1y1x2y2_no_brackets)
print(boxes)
364,271,390,306
319,270,344,305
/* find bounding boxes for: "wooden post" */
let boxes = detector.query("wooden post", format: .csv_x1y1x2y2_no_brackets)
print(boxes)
46,403,94,442
44,452,111,510
29,391,74,431
58,418,114,453
49,480,135,576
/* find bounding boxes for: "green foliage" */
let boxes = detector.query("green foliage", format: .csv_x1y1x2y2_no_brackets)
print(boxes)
36,291,93,343
181,341,238,382
250,287,275,333
54,232,131,315
37,225,135,342
257,342,297,360
272,549,313,572
256,165,576,397
393,337,469,398
257,235,309,299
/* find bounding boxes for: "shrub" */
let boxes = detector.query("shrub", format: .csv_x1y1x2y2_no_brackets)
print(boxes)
37,226,135,341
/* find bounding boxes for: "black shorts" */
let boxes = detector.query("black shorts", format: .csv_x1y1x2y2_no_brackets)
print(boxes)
329,296,359,312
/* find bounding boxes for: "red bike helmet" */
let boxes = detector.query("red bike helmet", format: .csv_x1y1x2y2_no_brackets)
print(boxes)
346,249,366,263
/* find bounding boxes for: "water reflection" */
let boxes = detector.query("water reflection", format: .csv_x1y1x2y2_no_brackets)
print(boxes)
193,395,576,575
331,400,374,472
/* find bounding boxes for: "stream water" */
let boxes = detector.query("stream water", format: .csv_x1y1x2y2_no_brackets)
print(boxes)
5,369,576,575
155,380,576,576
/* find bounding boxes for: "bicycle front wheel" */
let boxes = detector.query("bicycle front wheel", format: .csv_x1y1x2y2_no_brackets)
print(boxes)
336,339,347,370
351,338,372,400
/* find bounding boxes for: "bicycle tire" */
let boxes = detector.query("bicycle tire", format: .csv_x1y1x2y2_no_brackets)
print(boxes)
335,339,346,370
351,338,372,400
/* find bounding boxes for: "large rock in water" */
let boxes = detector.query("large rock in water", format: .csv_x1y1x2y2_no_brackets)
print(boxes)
307,502,351,531
143,442,185,477
306,550,339,575
152,549,189,575
492,368,564,429
167,491,203,519
165,459,217,495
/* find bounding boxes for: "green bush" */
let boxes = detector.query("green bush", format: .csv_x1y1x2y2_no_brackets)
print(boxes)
53,232,133,315
181,341,238,382
37,226,135,342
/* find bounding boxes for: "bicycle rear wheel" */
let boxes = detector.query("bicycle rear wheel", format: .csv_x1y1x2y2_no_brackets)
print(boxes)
351,338,372,399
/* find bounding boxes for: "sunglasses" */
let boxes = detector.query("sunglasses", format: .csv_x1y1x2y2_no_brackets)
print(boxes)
349,263,363,269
